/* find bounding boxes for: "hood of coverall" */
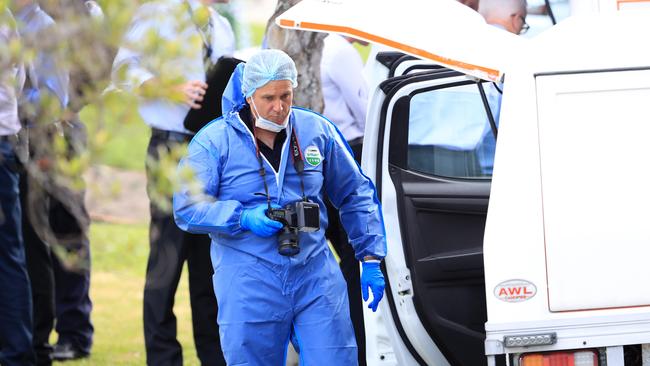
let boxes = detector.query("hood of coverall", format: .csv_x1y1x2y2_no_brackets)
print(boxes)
222,62,247,117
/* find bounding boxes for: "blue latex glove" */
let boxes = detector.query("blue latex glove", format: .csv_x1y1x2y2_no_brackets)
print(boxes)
361,261,385,312
240,204,284,237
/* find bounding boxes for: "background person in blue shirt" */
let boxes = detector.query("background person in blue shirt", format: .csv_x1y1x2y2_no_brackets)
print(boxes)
173,49,387,365
475,0,528,174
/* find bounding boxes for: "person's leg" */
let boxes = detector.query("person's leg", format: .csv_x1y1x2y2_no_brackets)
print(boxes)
48,194,93,358
144,207,187,366
212,255,292,365
0,139,36,366
19,171,55,366
49,116,93,357
336,233,366,365
143,135,188,366
186,233,225,366
52,249,93,357
292,249,358,365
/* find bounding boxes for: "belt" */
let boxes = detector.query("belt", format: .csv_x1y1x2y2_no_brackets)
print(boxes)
151,128,193,143
0,134,19,144
347,137,363,146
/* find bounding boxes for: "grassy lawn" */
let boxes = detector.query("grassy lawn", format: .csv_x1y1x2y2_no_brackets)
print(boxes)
79,94,149,171
57,222,201,365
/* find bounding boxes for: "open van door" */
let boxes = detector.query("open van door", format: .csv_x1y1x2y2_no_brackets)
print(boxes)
277,1,522,364
362,62,502,366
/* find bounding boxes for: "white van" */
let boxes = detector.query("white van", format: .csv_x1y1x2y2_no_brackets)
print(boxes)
278,0,650,365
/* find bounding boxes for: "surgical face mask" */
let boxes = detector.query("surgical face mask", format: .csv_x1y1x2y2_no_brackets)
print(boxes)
251,99,290,133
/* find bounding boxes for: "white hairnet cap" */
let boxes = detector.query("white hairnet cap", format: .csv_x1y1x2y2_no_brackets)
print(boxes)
242,49,298,98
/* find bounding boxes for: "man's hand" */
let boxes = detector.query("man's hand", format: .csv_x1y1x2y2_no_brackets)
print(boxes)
240,204,284,237
139,78,207,109
175,80,208,109
361,261,386,312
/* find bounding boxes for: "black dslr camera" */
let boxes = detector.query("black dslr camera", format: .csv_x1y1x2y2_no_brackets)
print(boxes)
266,201,320,256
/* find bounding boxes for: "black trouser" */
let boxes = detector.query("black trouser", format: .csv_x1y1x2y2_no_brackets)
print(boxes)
325,138,366,366
19,171,55,366
21,188,93,362
143,130,225,366
49,197,93,354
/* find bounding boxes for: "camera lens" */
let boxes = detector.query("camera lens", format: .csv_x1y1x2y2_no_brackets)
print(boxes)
277,227,299,257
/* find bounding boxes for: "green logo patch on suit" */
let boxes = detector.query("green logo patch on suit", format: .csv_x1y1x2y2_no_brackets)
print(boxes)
305,145,322,167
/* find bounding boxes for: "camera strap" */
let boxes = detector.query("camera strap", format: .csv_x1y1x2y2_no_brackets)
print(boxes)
253,124,308,211
289,128,308,202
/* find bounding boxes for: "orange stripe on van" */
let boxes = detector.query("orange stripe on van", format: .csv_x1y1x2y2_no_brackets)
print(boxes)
617,0,650,10
279,19,295,27
280,19,501,82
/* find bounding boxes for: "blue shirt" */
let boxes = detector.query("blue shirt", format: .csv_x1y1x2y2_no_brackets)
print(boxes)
476,83,502,174
16,4,69,109
408,82,502,174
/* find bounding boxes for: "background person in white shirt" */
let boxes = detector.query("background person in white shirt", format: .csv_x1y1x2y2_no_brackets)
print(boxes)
480,0,528,34
111,0,234,364
321,33,368,162
320,32,370,366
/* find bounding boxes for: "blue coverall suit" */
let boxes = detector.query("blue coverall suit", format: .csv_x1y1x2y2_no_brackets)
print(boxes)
173,67,387,365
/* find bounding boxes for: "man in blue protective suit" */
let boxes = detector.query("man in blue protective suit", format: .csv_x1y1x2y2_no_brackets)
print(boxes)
173,49,387,365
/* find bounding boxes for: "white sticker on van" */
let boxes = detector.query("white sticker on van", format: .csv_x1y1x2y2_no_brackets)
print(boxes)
494,280,537,303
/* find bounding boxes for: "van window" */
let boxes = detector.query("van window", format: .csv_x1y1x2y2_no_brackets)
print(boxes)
407,83,501,179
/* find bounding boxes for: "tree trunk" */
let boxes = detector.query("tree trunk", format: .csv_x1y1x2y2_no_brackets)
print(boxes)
265,0,326,113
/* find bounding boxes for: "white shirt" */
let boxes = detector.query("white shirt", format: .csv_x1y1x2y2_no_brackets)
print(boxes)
210,10,235,63
321,34,368,142
111,0,235,133
0,9,24,136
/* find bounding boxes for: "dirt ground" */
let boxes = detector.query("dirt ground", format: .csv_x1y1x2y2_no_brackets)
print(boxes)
84,165,149,224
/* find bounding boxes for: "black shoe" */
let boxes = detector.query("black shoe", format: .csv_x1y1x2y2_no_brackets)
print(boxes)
51,343,89,361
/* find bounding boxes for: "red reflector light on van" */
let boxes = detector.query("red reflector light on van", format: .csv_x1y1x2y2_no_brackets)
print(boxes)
520,350,599,366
